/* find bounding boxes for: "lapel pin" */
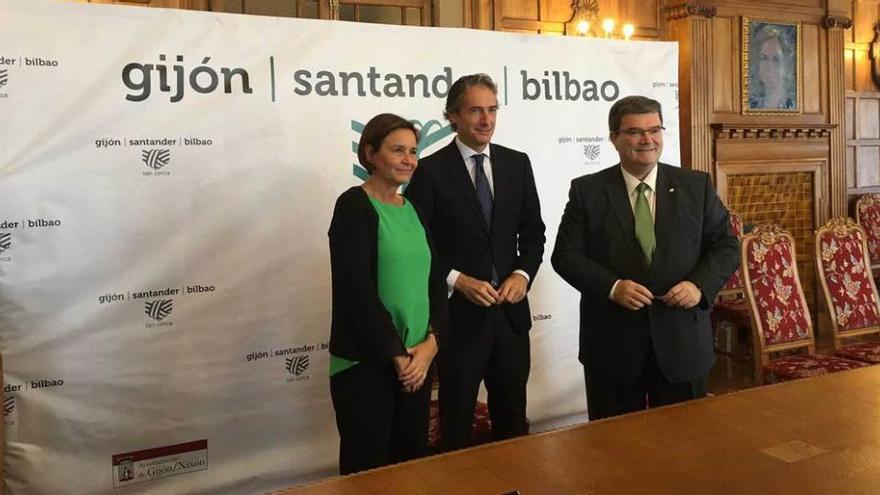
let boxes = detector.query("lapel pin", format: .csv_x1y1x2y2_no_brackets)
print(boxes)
669,188,675,193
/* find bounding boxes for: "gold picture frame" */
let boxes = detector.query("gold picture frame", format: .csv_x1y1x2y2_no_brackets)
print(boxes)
741,17,802,115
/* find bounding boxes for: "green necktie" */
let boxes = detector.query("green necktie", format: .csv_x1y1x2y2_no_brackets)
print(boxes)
634,182,655,265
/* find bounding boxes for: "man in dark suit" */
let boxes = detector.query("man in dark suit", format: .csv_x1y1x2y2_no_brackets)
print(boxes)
405,73,546,450
551,95,739,420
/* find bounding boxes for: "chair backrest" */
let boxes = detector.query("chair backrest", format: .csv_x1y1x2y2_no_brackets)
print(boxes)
717,210,744,297
855,194,880,269
815,217,880,348
741,223,815,361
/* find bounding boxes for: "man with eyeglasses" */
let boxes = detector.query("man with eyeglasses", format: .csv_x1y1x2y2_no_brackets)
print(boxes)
551,95,739,420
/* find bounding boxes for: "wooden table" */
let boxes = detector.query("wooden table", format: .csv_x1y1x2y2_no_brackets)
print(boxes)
276,366,880,494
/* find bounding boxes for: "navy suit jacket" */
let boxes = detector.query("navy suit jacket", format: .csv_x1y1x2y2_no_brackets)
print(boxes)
551,163,740,382
405,140,546,347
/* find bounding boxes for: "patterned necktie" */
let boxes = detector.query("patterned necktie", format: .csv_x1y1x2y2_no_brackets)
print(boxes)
473,153,499,286
634,182,655,265
473,153,493,227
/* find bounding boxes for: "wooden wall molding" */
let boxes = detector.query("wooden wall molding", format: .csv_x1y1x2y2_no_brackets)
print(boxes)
822,15,854,30
828,18,849,217
712,124,836,141
715,158,828,229
664,3,716,21
668,9,714,174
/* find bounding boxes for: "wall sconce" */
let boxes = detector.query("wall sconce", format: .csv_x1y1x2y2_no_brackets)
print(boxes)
566,0,599,37
565,0,634,39
602,18,615,38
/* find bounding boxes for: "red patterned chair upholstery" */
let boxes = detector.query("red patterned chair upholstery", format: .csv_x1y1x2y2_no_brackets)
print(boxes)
717,210,745,297
710,210,750,358
856,193,880,273
815,217,880,364
741,224,869,384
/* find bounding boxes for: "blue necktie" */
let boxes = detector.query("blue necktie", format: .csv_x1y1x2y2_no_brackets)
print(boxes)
473,153,500,287
473,153,494,227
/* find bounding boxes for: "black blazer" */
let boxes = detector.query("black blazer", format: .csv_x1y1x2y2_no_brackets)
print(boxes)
328,186,449,362
405,141,546,345
551,164,740,383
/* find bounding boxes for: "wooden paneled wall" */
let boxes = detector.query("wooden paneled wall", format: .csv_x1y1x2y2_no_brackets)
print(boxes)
844,1,879,93
845,2,880,211
846,91,880,204
665,0,848,314
479,0,663,37
71,0,210,7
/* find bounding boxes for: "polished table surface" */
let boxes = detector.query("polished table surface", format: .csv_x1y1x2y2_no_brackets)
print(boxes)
276,366,880,494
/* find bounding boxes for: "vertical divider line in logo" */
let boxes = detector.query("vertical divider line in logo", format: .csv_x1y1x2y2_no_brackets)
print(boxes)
270,56,276,102
503,66,508,106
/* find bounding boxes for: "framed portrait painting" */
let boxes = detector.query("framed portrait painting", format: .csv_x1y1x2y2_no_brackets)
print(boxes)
742,18,802,115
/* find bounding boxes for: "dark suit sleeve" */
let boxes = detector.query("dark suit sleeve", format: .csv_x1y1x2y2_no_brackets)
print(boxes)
685,173,741,306
515,154,546,283
551,179,619,302
329,194,407,361
405,166,433,221
405,166,452,281
427,244,449,349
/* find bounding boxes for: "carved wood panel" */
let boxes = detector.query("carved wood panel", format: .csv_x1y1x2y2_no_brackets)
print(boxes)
846,90,880,211
719,165,824,312
489,0,659,37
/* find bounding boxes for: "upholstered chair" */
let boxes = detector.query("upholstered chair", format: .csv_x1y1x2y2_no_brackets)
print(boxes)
815,217,880,364
742,224,869,384
710,210,750,359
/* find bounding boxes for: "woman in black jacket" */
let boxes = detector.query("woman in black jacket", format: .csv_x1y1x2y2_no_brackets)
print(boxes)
328,113,448,475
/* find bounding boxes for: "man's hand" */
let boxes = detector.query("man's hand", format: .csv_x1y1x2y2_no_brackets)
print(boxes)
611,280,653,310
398,334,438,392
454,273,499,307
497,273,528,304
659,281,702,309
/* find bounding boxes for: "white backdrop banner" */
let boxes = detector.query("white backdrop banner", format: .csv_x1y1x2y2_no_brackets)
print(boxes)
0,0,679,493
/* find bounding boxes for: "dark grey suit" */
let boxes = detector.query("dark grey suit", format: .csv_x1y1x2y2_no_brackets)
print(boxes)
406,140,545,448
551,163,739,418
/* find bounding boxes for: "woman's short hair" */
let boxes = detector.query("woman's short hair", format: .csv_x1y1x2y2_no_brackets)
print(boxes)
357,113,419,174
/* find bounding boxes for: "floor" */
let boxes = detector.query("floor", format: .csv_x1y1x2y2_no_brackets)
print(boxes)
708,309,837,395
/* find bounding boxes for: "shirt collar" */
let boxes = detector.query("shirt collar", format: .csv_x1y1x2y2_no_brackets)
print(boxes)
455,136,491,163
620,164,658,197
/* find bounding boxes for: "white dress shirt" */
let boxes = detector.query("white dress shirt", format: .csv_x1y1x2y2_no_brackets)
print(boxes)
609,164,658,299
446,137,531,295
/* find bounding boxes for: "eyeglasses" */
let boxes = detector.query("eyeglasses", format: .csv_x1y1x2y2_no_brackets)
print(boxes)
616,126,665,138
